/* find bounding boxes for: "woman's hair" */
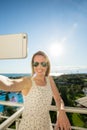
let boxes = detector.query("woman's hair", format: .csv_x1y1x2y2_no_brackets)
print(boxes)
31,51,50,76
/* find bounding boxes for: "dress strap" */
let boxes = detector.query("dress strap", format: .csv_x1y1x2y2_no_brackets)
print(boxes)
46,76,51,86
31,77,36,87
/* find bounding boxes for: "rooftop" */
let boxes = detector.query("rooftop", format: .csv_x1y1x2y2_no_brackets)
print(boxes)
76,96,87,108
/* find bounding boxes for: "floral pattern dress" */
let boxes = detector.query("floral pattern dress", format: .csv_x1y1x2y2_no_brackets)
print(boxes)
18,77,53,130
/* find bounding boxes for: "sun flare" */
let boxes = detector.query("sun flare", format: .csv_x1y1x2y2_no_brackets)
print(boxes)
49,43,64,57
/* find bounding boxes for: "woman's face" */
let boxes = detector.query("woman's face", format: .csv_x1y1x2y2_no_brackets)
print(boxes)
33,55,48,76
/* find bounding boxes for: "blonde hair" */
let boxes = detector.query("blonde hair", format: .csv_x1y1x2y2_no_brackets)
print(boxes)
31,51,50,76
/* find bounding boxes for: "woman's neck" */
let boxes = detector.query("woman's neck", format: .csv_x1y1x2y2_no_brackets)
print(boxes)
34,75,47,86
35,75,45,81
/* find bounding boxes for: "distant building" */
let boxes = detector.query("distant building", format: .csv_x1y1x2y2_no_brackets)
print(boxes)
83,87,87,96
75,96,87,108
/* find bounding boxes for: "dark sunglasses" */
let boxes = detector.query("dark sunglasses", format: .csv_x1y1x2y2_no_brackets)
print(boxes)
33,62,48,67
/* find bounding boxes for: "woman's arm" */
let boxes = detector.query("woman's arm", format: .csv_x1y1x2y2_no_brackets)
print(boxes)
0,75,30,92
49,76,71,130
49,76,64,110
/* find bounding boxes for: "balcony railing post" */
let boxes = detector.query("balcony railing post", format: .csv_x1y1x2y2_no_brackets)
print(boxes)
15,119,20,130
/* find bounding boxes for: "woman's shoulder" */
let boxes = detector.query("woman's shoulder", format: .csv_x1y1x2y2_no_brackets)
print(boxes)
45,76,53,85
47,75,55,86
22,76,32,96
22,76,32,88
47,75,53,81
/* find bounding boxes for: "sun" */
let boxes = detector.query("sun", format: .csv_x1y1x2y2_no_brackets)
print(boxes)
49,43,64,57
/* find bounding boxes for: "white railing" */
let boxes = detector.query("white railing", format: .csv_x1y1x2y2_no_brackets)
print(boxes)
0,101,23,130
0,107,24,130
50,105,87,130
0,101,87,130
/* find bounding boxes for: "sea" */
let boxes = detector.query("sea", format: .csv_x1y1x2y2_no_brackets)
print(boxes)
0,73,30,78
0,73,30,112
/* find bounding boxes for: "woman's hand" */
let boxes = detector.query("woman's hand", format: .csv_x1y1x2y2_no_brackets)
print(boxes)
54,110,71,130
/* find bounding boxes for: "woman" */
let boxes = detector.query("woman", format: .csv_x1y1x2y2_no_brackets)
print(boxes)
0,51,71,130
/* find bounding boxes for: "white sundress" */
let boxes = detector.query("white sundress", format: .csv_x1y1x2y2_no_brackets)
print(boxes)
18,77,53,130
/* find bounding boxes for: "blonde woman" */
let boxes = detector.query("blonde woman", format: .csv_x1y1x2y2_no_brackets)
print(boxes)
0,51,71,130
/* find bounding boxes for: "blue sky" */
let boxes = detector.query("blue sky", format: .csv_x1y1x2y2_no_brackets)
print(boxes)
0,0,87,74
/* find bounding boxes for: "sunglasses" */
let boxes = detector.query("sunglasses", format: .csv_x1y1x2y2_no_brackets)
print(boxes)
33,62,48,67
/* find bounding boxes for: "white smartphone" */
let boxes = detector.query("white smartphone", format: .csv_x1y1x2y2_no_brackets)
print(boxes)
0,33,28,59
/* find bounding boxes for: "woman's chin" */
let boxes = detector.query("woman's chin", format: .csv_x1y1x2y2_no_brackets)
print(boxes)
37,72,45,76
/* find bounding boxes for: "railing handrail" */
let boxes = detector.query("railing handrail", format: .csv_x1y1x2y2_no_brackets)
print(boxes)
0,101,23,107
0,107,24,130
0,101,87,114
0,101,87,130
50,105,87,114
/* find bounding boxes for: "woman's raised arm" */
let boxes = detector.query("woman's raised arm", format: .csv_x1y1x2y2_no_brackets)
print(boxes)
0,75,30,92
